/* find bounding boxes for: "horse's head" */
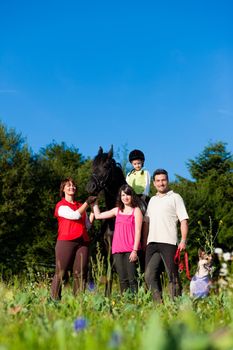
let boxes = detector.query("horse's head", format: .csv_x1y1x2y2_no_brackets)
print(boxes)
86,146,116,195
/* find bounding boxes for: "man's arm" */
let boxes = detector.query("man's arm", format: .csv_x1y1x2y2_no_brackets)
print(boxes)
178,219,188,251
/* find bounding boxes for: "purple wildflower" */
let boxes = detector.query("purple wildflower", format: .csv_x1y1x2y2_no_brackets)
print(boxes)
88,281,95,291
108,331,122,348
74,317,88,332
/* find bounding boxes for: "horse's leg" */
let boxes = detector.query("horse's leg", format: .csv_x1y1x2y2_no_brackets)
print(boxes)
104,232,113,297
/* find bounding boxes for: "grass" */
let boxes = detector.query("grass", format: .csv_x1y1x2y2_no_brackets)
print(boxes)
0,271,233,350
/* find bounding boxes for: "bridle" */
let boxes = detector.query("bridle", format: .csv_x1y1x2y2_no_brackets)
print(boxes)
91,168,113,192
91,159,118,194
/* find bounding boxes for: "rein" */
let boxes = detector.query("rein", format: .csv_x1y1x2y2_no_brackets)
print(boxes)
92,161,123,196
174,248,191,280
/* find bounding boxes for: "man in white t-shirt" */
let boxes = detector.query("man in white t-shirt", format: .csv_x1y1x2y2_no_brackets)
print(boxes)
143,169,189,302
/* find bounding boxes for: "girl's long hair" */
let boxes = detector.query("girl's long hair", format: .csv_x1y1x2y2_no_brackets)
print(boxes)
116,184,140,210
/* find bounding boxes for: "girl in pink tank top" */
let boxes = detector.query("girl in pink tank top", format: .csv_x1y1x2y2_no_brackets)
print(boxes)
93,184,143,294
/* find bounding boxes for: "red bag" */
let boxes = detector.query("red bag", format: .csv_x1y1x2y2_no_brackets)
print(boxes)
174,248,191,280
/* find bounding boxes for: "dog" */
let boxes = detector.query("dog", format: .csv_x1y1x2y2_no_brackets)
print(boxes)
190,249,213,298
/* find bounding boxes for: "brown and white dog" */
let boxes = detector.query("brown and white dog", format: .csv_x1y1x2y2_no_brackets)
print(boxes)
190,249,213,298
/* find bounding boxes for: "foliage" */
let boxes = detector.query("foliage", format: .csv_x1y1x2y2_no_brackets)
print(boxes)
186,141,232,181
172,141,233,266
0,274,233,349
0,123,92,276
197,217,222,255
0,123,35,275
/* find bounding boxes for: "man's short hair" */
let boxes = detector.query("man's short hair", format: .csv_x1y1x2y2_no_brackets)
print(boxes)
152,168,169,180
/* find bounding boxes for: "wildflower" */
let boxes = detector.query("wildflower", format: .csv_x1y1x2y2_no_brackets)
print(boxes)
220,263,228,277
223,252,231,261
88,281,95,291
74,317,88,332
108,331,122,348
8,305,22,315
214,247,223,256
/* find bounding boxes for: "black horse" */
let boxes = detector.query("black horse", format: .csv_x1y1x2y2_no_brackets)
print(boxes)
86,146,126,295
86,145,126,210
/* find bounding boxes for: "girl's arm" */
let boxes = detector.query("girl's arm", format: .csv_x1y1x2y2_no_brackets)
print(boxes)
129,207,143,262
89,211,95,224
93,203,117,219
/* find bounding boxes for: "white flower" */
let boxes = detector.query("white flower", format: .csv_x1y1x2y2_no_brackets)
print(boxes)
214,247,223,255
223,252,231,261
220,264,228,276
219,269,228,277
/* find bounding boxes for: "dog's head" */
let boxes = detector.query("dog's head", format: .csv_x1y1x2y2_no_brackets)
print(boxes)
196,249,213,278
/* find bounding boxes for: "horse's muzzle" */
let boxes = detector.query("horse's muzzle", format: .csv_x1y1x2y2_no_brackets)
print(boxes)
86,178,99,195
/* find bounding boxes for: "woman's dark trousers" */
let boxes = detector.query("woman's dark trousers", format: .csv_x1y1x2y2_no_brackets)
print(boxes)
51,238,89,300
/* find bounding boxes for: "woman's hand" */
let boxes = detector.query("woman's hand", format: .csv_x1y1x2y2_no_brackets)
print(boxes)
86,196,97,205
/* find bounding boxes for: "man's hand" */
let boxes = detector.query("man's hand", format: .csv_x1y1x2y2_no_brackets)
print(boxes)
178,240,186,251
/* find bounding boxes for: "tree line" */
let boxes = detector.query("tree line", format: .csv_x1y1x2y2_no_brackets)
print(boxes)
0,122,232,278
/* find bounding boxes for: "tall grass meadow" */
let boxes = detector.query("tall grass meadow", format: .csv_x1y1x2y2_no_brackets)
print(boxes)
0,247,233,350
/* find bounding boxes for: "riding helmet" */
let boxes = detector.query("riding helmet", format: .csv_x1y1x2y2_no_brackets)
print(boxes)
129,149,145,163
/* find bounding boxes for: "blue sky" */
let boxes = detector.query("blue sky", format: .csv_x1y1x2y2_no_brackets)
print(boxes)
1,0,233,181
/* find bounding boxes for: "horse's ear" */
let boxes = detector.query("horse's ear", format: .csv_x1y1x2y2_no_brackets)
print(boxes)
98,146,103,155
108,145,113,158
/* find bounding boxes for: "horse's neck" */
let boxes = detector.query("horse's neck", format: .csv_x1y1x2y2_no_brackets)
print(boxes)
103,165,126,209
104,191,117,210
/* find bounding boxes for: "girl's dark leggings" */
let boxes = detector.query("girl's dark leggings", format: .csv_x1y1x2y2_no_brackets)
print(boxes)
113,252,138,294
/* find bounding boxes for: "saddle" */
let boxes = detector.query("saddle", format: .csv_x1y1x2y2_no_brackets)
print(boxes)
137,195,149,215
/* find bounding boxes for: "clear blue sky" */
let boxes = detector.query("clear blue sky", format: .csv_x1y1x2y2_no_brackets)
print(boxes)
1,0,233,180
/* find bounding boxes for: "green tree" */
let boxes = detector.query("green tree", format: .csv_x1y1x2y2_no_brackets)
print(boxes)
0,123,93,276
187,141,232,180
0,123,34,276
172,141,233,264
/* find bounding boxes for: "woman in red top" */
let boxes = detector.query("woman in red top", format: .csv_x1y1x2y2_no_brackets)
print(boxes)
51,178,96,300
